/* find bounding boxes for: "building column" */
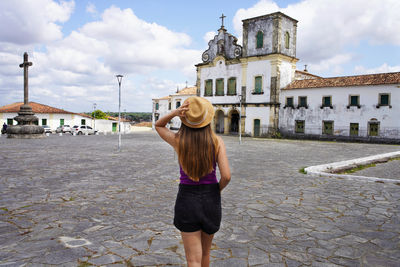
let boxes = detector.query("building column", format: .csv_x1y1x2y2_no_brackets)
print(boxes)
196,67,201,97
224,115,229,134
240,105,246,136
269,58,281,136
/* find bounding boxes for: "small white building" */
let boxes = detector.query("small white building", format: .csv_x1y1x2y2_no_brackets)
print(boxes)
0,102,131,134
152,86,197,130
0,102,93,131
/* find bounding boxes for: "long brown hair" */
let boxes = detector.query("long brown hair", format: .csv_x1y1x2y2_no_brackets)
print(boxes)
177,124,219,181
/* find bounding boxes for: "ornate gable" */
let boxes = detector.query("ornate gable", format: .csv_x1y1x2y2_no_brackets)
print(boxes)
201,27,242,63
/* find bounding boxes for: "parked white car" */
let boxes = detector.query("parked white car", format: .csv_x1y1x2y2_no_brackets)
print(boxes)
71,125,97,135
56,125,72,133
42,125,53,134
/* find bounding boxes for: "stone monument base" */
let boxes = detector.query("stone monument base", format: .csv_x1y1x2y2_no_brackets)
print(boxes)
7,125,45,139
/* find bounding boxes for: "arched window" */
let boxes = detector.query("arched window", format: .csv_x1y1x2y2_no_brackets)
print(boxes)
285,32,290,49
256,31,263,48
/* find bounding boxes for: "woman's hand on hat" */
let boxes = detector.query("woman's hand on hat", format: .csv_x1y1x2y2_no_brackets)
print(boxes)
175,102,189,118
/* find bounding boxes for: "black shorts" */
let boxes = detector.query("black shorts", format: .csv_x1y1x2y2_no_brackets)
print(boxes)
174,183,221,235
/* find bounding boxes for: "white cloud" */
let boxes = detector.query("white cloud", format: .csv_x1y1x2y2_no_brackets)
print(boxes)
86,2,97,15
307,53,354,75
0,4,202,112
0,0,74,44
204,31,217,44
233,0,400,75
354,63,400,74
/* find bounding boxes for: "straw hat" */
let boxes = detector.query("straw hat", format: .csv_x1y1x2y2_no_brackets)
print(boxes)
180,96,215,128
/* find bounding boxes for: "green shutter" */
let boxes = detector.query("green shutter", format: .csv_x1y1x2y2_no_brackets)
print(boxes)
7,119,13,125
323,96,331,107
155,103,159,110
323,121,333,135
380,94,389,105
60,119,64,126
81,119,85,125
295,121,304,133
42,119,47,125
369,123,379,136
350,96,358,106
286,97,293,107
285,32,290,49
205,80,212,96
228,78,236,95
112,122,117,132
216,79,224,96
350,123,359,136
254,119,260,137
299,97,307,107
255,76,262,93
256,31,263,48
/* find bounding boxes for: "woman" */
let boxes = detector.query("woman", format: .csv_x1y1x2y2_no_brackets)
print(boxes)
155,96,231,267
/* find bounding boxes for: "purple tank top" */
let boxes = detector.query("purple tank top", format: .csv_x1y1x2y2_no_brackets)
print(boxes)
179,161,218,185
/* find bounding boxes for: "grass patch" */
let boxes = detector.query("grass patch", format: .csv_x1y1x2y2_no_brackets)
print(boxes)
299,167,307,174
0,207,8,212
77,262,92,267
340,163,376,174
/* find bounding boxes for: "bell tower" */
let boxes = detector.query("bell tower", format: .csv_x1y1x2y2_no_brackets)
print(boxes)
242,12,298,136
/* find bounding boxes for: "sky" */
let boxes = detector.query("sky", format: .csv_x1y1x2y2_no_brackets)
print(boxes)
0,0,399,113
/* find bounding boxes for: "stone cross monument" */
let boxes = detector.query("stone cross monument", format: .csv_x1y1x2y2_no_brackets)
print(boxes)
7,52,44,138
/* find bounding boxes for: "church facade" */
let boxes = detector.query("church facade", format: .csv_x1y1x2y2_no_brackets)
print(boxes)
153,12,400,142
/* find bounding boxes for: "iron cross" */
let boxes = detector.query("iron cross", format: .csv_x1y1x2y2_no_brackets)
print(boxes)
220,13,226,28
19,52,33,105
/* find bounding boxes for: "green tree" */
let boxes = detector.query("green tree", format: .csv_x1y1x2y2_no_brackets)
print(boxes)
91,109,108,119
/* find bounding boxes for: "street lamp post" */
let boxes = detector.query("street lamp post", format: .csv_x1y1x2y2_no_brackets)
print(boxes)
238,94,242,144
93,103,97,132
116,75,123,151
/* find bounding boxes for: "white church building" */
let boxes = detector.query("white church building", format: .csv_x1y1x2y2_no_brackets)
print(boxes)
153,12,400,143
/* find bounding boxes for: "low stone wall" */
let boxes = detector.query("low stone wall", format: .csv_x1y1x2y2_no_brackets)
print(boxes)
280,132,400,144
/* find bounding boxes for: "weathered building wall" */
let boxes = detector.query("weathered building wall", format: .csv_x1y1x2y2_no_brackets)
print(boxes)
279,84,400,139
242,12,297,58
152,98,169,130
245,59,271,102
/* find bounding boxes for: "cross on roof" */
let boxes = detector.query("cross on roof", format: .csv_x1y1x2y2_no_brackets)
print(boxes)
220,13,226,28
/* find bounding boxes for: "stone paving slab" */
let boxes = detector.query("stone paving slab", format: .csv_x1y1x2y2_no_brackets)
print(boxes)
353,158,400,180
0,132,400,266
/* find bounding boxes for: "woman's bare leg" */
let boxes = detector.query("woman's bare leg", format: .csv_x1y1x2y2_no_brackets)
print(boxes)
200,231,214,267
181,231,202,267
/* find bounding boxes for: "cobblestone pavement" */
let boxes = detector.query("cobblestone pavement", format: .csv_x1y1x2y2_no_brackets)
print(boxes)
0,132,399,267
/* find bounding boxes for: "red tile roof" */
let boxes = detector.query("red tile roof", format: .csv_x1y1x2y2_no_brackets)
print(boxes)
284,72,400,90
172,86,197,96
295,70,321,79
0,102,75,114
153,86,197,100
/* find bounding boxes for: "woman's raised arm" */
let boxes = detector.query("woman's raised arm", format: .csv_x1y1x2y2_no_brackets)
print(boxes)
155,102,189,148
